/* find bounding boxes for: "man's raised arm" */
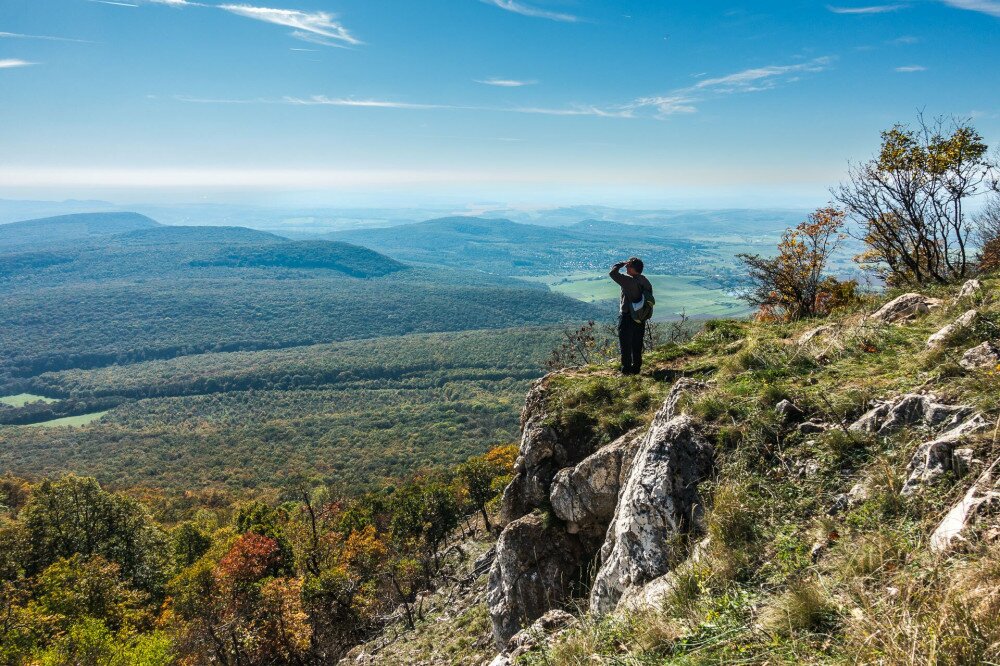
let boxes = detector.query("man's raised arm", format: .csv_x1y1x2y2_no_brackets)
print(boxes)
609,261,627,285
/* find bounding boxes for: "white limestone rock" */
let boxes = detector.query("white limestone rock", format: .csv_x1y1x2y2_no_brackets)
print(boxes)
549,430,642,536
870,293,942,324
589,414,713,615
926,309,978,348
960,341,1000,371
901,414,989,496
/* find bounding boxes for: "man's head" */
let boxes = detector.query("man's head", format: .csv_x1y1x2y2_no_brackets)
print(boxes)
626,257,644,276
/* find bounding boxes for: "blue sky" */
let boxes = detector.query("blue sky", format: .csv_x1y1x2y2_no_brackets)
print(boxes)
1,0,998,206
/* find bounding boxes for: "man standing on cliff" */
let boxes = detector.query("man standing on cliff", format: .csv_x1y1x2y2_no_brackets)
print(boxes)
610,257,653,375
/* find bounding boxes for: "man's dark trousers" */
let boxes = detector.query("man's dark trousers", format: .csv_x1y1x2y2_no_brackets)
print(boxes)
618,314,645,374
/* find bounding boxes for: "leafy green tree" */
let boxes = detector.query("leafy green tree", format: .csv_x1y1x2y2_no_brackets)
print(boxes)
21,476,168,594
33,555,148,633
170,521,213,569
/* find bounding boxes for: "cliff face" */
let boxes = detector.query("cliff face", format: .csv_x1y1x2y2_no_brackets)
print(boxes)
484,278,1000,664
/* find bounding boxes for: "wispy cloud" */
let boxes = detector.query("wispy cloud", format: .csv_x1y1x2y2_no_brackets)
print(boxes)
480,0,581,22
475,78,537,87
177,94,631,117
217,5,362,46
109,1,362,47
888,35,920,44
0,59,36,68
827,4,908,13
512,105,633,118
692,58,832,93
895,64,927,71
285,96,462,110
627,56,833,116
172,56,831,121
0,31,94,43
937,0,1000,17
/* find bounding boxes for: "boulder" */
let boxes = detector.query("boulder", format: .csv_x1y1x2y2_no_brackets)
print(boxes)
505,609,577,660
500,377,564,526
797,420,828,435
956,279,983,301
589,414,714,615
663,378,710,420
487,514,585,647
798,324,838,345
617,538,711,612
953,448,975,478
520,375,551,428
849,393,972,437
930,457,1000,553
960,341,1000,371
870,293,942,324
901,414,989,496
926,309,978,348
549,430,642,536
500,415,590,525
775,399,805,424
847,479,872,507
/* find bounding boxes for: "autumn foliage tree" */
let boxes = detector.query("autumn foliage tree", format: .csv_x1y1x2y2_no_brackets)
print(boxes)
737,207,851,321
835,116,996,285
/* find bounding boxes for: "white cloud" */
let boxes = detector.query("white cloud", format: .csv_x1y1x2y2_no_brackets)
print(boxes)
173,57,831,121
512,105,633,118
475,78,537,87
623,57,833,116
827,4,908,13
88,0,140,6
895,64,927,71
0,31,94,43
631,95,697,116
0,59,36,68
285,96,462,110
480,0,581,22
692,58,832,93
217,5,362,46
937,0,1000,16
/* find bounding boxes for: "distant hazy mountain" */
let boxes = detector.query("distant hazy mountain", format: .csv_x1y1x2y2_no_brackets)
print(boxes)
0,212,161,248
197,240,407,278
478,206,808,235
332,216,575,247
327,215,708,276
113,225,283,246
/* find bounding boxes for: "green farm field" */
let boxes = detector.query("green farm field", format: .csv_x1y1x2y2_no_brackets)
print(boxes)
531,272,753,319
23,411,108,428
0,393,59,407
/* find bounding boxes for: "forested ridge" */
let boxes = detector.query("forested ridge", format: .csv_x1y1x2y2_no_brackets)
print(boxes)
0,215,596,383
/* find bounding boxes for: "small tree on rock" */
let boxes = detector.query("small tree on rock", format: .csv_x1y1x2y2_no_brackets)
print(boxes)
737,207,849,321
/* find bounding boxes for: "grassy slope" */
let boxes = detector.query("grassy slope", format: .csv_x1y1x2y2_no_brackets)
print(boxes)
507,276,1000,664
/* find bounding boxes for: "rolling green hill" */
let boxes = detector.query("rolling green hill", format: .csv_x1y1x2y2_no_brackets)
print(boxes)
196,239,407,277
0,211,161,247
0,217,598,383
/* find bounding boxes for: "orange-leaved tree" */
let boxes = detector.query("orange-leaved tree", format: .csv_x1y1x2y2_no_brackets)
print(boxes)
737,207,852,321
